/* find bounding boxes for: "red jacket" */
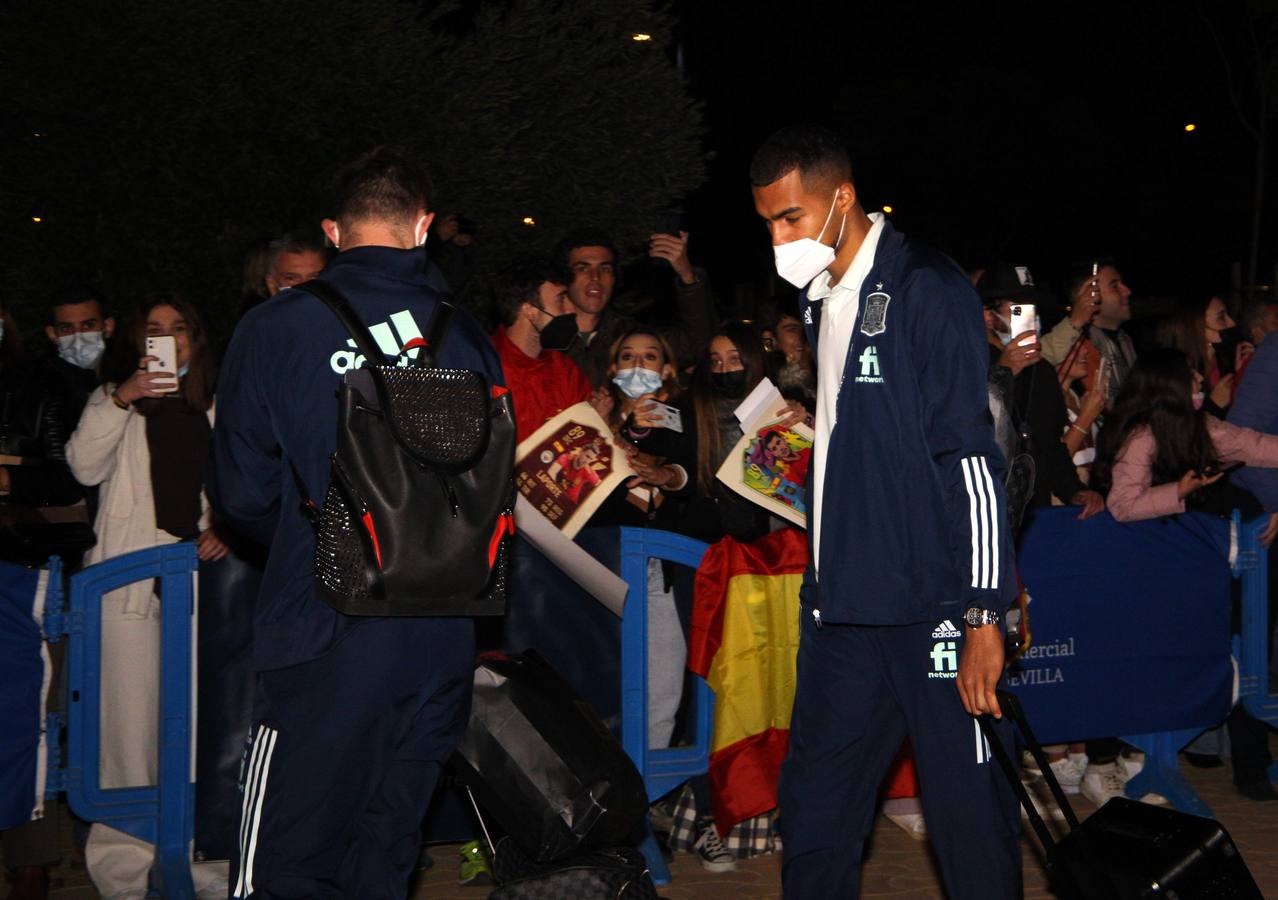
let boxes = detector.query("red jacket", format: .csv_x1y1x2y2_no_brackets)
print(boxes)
492,326,592,444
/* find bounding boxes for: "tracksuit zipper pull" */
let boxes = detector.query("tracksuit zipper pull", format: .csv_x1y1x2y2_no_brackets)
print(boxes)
812,608,823,629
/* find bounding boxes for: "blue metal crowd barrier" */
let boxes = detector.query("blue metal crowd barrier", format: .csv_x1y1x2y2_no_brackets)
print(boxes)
1235,511,1278,782
617,527,716,886
47,543,199,900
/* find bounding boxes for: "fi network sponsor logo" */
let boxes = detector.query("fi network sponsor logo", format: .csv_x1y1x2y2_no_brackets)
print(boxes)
330,309,424,374
928,640,958,679
854,346,883,384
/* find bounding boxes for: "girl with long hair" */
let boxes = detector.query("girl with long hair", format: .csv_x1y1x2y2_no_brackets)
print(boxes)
66,291,229,898
1093,348,1278,522
1155,295,1249,416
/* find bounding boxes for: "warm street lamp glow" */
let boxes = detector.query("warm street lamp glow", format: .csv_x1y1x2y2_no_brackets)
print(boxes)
882,205,894,214
31,216,43,223
522,216,535,225
1184,123,1197,132
632,33,652,41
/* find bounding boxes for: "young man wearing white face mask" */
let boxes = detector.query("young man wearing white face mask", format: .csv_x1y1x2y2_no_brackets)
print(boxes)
45,290,113,428
750,125,1022,899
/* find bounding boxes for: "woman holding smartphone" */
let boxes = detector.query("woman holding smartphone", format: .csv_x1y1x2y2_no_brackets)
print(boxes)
66,291,228,898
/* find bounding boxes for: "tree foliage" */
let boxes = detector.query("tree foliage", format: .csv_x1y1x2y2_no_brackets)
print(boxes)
0,0,704,337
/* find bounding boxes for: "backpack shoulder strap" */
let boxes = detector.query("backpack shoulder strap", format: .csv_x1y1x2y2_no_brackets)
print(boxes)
294,279,383,365
416,300,455,368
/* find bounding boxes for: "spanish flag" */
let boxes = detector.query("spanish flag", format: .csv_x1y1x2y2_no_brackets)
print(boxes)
689,528,917,834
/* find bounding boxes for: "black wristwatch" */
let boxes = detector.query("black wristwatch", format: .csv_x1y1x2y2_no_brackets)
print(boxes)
964,606,1001,628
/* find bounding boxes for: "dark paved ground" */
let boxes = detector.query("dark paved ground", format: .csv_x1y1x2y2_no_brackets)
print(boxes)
12,739,1277,898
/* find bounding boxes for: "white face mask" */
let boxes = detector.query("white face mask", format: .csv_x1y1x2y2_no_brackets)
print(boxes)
612,366,664,399
772,190,846,289
56,331,106,370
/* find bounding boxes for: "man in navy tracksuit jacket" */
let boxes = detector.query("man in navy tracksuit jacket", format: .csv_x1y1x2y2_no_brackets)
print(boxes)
751,127,1020,898
209,149,504,899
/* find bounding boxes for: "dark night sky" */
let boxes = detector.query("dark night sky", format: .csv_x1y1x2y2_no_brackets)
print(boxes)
675,0,1269,312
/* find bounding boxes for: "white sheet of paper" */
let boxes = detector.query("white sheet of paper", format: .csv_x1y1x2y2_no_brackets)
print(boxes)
649,401,683,433
513,494,629,617
733,377,782,426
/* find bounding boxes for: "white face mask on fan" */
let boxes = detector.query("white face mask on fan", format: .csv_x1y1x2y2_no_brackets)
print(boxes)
772,190,846,289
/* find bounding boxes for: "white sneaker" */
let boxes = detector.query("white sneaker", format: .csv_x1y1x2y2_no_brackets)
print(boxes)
1019,775,1068,823
1022,754,1083,794
1081,762,1127,807
1117,752,1168,805
692,821,738,873
885,811,928,841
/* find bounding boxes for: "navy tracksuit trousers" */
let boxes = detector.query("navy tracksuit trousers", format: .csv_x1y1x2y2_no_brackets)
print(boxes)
779,610,1022,899
229,617,475,900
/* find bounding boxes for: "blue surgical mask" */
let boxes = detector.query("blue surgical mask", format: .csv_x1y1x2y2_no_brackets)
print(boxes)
612,366,664,399
56,331,106,370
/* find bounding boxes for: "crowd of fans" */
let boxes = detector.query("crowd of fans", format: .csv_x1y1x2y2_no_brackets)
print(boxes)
4,196,1278,896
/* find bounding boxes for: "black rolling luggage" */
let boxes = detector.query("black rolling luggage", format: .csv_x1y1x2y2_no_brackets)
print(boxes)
981,691,1262,899
451,650,648,863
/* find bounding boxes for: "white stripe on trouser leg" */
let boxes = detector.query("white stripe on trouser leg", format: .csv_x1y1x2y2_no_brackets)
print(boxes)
242,727,278,897
974,720,984,764
978,456,1000,589
234,725,276,898
961,459,983,589
234,725,266,898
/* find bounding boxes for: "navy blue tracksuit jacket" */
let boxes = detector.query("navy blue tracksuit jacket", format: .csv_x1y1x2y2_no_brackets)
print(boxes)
210,246,504,672
799,219,1017,623
780,220,1021,900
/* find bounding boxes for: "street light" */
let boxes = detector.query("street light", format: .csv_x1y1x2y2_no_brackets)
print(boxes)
632,33,652,41
882,205,894,214
1184,123,1197,133
522,216,536,226
31,216,43,223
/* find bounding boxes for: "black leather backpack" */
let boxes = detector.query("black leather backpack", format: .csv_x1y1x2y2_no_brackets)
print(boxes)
293,280,516,617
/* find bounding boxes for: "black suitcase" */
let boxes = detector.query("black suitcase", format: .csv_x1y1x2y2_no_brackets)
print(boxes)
981,691,1263,899
486,835,659,900
451,650,648,863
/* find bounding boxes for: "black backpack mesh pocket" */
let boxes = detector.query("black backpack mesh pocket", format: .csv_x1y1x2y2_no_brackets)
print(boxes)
313,479,373,604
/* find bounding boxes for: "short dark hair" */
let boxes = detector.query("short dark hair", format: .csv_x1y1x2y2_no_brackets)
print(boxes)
495,259,567,327
267,233,327,270
48,286,109,323
750,125,853,191
328,146,433,226
553,227,618,273
758,292,802,334
1064,257,1117,304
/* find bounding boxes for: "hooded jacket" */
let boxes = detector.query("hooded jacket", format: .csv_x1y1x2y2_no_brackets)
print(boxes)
800,220,1015,624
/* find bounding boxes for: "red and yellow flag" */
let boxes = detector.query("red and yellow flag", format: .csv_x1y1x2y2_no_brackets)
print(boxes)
689,528,916,833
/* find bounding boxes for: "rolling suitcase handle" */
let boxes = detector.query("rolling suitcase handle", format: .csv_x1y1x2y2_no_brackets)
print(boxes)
977,690,1081,850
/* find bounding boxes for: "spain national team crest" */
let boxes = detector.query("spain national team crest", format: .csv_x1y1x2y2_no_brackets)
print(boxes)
861,286,891,336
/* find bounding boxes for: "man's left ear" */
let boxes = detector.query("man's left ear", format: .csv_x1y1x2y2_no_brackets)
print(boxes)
836,182,857,214
414,210,436,247
321,218,341,249
104,317,115,339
